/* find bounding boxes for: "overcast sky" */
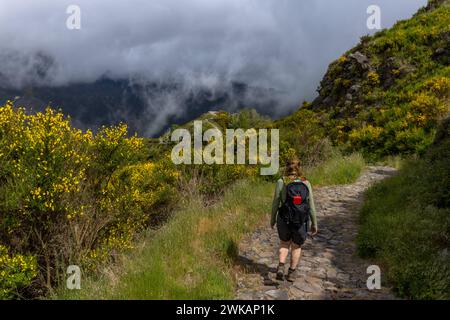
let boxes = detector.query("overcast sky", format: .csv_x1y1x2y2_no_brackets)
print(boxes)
0,0,427,109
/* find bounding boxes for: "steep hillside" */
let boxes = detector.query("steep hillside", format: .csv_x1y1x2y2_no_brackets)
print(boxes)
278,0,449,159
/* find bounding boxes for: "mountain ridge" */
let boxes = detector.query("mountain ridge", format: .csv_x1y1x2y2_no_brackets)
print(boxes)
0,77,288,137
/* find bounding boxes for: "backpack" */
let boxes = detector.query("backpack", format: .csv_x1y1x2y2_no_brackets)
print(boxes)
279,179,310,226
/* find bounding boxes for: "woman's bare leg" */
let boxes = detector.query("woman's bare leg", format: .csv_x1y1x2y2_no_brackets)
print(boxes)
290,243,302,269
279,241,291,264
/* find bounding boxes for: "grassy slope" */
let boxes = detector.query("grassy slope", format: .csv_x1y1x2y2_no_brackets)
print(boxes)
56,154,364,299
57,179,273,299
357,120,450,299
306,153,365,186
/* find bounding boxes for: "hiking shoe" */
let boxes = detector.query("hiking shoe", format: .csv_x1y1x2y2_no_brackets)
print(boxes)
286,268,298,282
276,265,285,281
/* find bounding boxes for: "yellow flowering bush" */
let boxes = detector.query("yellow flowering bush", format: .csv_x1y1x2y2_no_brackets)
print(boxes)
279,141,297,166
0,102,178,297
0,245,37,299
409,93,444,126
424,76,450,98
338,55,347,64
367,71,380,86
0,103,92,224
349,125,384,147
275,109,332,167
94,156,180,255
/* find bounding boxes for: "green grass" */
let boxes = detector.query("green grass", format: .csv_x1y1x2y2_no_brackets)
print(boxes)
376,155,406,170
55,178,274,299
305,152,366,186
357,123,450,299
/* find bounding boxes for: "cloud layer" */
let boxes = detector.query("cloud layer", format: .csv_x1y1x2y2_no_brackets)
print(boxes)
0,0,427,126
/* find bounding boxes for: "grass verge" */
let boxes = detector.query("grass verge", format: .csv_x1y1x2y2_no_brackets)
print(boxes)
357,123,450,299
306,152,366,186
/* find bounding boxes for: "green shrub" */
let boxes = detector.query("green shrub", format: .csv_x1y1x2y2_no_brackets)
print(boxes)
229,108,272,130
0,245,37,299
177,163,258,196
275,109,332,167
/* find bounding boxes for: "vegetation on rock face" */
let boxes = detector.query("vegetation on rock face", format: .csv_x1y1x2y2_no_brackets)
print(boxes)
295,1,450,159
270,0,449,175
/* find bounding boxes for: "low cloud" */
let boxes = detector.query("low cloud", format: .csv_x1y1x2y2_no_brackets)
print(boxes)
0,0,427,132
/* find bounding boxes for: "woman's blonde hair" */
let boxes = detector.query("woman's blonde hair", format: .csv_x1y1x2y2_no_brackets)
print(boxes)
284,157,302,179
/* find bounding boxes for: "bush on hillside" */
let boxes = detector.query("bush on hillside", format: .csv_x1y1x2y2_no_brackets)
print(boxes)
0,245,37,299
0,102,178,297
275,108,333,167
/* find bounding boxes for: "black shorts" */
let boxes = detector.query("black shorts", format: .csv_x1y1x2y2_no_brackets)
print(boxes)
276,215,308,246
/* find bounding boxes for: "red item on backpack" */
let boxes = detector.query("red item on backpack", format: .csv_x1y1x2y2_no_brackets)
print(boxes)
293,195,302,205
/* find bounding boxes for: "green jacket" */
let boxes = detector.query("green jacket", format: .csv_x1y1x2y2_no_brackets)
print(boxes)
271,178,317,228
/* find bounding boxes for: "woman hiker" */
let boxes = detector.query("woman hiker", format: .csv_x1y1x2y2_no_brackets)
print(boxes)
271,157,318,282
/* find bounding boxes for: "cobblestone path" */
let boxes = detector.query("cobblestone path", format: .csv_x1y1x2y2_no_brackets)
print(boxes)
236,166,398,300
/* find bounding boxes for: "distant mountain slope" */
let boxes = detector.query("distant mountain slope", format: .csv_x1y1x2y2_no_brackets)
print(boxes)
0,77,283,137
